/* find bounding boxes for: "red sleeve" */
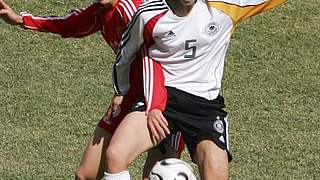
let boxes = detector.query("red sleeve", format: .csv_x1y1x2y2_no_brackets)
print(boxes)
146,60,167,112
142,48,167,113
142,12,168,113
20,3,107,38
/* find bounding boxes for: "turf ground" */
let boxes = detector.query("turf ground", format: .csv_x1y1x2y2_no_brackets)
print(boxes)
0,0,319,179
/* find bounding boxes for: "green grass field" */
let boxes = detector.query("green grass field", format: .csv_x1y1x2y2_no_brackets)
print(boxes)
0,0,319,179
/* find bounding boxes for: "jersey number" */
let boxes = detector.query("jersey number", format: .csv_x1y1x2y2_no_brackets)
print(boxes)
184,39,197,59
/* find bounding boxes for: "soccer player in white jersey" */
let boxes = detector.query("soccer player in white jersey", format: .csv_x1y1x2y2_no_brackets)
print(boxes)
106,0,287,179
0,0,185,179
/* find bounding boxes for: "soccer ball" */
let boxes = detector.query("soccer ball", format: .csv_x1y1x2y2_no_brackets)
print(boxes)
149,158,197,180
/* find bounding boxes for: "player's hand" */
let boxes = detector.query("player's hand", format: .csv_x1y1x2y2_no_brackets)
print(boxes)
105,95,123,120
96,0,116,7
147,109,170,142
0,0,23,25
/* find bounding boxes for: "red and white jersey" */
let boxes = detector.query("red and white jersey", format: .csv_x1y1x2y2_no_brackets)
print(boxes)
19,0,186,152
113,0,286,112
20,0,142,52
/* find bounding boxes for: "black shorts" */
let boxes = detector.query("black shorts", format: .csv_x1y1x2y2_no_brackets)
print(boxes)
133,86,232,162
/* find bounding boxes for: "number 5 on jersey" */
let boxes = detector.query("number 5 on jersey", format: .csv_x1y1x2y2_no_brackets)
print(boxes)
184,39,197,59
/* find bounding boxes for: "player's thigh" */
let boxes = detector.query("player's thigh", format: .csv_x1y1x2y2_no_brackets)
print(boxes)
108,111,156,163
76,126,112,178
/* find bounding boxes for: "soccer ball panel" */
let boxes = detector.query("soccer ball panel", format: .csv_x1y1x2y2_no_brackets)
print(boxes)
149,158,197,180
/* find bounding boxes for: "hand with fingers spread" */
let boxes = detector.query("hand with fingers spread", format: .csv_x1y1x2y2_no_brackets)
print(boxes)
104,95,124,121
0,0,22,25
147,109,170,143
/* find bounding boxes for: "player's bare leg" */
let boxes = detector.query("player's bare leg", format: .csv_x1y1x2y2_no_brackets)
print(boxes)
75,126,112,180
105,111,162,177
194,140,229,180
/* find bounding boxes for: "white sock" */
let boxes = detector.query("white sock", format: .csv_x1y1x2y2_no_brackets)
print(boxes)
103,170,131,180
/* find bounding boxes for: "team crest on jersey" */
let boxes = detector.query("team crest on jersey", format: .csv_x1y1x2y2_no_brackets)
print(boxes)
206,20,219,36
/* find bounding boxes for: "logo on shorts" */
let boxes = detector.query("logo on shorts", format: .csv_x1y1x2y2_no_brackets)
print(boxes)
134,101,145,108
219,135,225,143
213,119,224,134
206,20,219,36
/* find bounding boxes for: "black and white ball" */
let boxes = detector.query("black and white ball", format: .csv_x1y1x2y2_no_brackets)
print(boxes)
149,158,197,180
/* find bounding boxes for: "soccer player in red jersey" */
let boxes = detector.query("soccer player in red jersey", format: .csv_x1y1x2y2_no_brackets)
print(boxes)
0,0,185,179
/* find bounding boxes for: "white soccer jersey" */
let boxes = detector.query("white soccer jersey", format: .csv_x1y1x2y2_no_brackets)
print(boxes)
113,0,286,112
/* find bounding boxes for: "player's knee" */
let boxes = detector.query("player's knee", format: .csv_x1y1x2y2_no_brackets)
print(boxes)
106,145,128,169
106,146,119,164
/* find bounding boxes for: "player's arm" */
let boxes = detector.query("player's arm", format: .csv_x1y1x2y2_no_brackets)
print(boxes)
108,7,143,118
112,13,145,96
0,0,109,38
207,0,287,25
144,60,170,141
112,22,168,113
20,3,108,38
143,52,170,141
112,11,170,140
